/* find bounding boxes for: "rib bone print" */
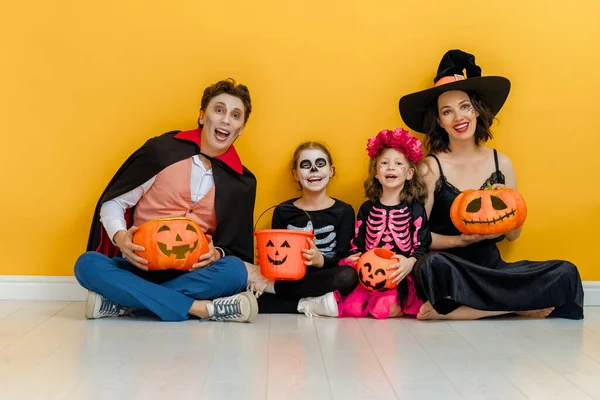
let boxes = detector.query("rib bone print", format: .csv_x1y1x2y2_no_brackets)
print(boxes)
287,220,337,256
366,205,421,254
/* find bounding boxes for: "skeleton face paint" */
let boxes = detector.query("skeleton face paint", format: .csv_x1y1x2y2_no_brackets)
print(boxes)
295,149,332,192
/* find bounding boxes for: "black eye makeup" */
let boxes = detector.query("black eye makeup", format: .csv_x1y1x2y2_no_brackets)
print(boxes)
299,158,328,169
299,160,312,169
315,158,327,168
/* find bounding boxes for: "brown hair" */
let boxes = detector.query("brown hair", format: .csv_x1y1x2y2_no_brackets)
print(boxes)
199,78,252,127
290,142,335,191
364,151,428,205
424,92,495,153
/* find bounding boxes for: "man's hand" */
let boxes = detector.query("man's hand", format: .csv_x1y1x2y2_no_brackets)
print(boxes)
190,234,221,270
114,226,149,271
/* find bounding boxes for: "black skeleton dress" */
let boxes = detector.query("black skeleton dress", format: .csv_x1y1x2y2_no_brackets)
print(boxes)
413,151,584,319
256,198,359,314
272,198,355,268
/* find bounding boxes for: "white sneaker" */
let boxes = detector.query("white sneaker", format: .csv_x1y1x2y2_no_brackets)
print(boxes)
298,291,339,317
208,291,258,322
85,291,127,319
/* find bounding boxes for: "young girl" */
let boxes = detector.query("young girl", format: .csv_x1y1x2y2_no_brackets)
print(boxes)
254,142,359,317
338,128,432,319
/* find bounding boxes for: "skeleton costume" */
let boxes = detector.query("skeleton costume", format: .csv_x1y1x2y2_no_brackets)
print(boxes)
337,128,432,319
256,147,359,314
257,198,359,314
399,50,584,319
273,199,355,267
338,200,431,318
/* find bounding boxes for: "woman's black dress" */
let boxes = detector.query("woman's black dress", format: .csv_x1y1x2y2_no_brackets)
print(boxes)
413,151,584,319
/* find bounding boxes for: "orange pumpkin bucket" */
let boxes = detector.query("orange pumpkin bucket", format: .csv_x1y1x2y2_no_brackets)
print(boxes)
253,207,313,281
357,248,399,292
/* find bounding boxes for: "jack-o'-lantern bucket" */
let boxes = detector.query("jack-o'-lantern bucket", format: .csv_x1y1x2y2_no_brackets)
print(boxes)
357,248,398,292
254,206,313,281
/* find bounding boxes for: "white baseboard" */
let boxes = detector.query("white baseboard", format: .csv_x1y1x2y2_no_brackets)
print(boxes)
0,276,599,306
0,276,88,301
583,281,600,306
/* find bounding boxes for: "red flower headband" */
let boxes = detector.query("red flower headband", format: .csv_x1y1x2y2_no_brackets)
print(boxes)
366,127,424,163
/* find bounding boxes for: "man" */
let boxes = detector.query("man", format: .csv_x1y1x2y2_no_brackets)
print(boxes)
75,78,258,322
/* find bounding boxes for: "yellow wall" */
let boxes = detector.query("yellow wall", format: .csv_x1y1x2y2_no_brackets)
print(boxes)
2,1,599,279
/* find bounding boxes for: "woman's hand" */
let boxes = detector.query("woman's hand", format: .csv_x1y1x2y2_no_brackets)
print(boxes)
458,182,517,245
492,183,523,241
458,233,503,246
302,238,324,267
387,255,417,284
190,234,221,270
114,226,148,271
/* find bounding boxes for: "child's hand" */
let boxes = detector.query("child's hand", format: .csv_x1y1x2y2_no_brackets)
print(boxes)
340,253,361,268
387,255,417,284
302,237,324,267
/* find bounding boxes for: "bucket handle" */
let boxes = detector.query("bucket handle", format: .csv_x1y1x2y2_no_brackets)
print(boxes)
254,204,312,232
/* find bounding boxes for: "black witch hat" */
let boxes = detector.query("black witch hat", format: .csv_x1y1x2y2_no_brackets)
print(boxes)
399,49,511,133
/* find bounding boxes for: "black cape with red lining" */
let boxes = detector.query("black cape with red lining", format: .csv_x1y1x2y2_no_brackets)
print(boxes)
85,130,256,263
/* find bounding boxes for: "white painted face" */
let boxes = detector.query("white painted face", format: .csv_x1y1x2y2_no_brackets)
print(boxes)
293,149,333,192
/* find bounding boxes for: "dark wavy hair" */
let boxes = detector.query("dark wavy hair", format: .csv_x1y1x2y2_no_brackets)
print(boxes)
363,153,428,206
198,78,252,127
424,92,496,153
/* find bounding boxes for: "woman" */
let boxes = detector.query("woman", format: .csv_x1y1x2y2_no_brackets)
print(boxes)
398,50,584,320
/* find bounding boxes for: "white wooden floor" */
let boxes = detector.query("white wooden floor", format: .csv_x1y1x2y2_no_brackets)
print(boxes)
1,302,599,400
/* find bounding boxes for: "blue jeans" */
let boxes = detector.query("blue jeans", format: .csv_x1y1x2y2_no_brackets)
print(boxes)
74,252,247,321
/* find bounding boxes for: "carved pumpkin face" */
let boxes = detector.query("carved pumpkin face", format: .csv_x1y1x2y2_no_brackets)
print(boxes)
357,248,398,292
266,239,291,266
450,187,527,235
255,229,312,281
133,218,209,271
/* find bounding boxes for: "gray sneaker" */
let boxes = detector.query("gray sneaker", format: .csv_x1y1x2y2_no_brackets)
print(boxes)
85,291,127,319
208,291,258,322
